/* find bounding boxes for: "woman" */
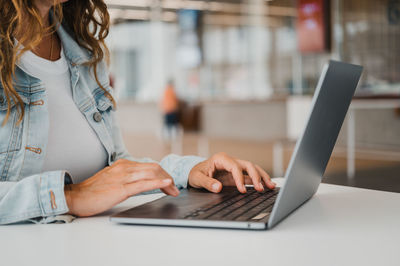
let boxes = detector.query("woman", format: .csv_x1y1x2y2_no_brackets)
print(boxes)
0,0,275,224
160,80,180,140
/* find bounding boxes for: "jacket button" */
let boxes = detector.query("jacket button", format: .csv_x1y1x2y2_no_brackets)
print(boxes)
111,152,117,162
93,112,102,122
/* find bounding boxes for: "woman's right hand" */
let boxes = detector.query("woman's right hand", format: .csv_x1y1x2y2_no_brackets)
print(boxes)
64,159,180,217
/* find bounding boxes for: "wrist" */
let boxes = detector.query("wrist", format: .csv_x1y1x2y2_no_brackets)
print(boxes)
64,184,75,215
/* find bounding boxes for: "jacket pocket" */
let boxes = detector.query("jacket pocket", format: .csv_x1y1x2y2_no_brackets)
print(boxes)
93,86,115,132
93,86,114,112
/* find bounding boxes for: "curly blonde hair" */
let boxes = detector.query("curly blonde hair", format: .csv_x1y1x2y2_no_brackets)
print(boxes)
0,0,113,126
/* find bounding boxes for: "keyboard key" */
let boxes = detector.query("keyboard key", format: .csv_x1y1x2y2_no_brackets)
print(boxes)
194,191,258,219
182,188,279,221
235,204,274,221
221,195,275,221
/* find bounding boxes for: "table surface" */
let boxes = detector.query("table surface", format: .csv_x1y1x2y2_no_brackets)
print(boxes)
1,178,399,266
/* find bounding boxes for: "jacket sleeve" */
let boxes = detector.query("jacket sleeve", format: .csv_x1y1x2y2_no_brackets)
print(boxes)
110,111,205,189
0,171,73,225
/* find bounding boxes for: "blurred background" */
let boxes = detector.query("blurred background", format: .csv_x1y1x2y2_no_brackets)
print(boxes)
105,0,400,192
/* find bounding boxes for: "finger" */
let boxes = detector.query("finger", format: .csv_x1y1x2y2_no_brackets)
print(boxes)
126,169,170,183
125,170,154,183
243,175,254,185
255,165,276,189
124,163,164,181
207,163,216,181
124,178,172,196
125,163,174,184
123,163,180,196
230,165,246,193
128,168,180,196
160,184,180,197
144,164,180,196
236,160,264,192
190,171,222,193
213,155,246,193
214,171,253,186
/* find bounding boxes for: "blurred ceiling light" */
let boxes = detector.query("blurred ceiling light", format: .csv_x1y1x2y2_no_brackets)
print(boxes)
109,8,177,22
105,0,151,8
162,0,207,10
203,13,280,27
106,0,297,17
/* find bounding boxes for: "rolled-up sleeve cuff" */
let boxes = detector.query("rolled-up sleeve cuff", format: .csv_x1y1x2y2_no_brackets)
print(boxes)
173,156,206,189
38,171,70,217
64,172,73,185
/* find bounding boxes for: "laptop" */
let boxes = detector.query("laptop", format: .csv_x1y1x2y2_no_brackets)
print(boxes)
111,60,363,230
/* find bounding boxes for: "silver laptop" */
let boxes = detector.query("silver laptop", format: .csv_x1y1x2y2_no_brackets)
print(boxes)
111,60,363,230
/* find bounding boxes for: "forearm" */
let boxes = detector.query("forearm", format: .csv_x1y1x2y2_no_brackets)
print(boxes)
110,110,205,189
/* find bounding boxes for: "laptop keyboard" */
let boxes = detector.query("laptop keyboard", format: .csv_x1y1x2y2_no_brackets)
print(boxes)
182,188,279,221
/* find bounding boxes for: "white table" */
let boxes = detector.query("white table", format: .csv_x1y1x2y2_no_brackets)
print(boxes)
1,178,399,266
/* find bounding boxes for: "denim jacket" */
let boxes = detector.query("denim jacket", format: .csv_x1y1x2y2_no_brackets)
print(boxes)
0,23,204,224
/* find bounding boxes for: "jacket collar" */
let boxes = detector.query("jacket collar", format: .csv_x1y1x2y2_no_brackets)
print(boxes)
11,18,90,89
56,22,91,66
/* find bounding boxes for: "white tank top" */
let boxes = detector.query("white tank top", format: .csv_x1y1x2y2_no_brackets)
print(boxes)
17,44,108,184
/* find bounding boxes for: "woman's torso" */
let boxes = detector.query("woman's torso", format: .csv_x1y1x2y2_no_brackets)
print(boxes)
16,44,107,183
0,23,117,182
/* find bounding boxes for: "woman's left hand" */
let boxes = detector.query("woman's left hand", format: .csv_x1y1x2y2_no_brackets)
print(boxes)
188,152,276,193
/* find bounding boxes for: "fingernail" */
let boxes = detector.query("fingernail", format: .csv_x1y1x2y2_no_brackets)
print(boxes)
174,186,180,193
242,185,247,193
212,183,220,192
163,179,172,184
259,182,264,191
